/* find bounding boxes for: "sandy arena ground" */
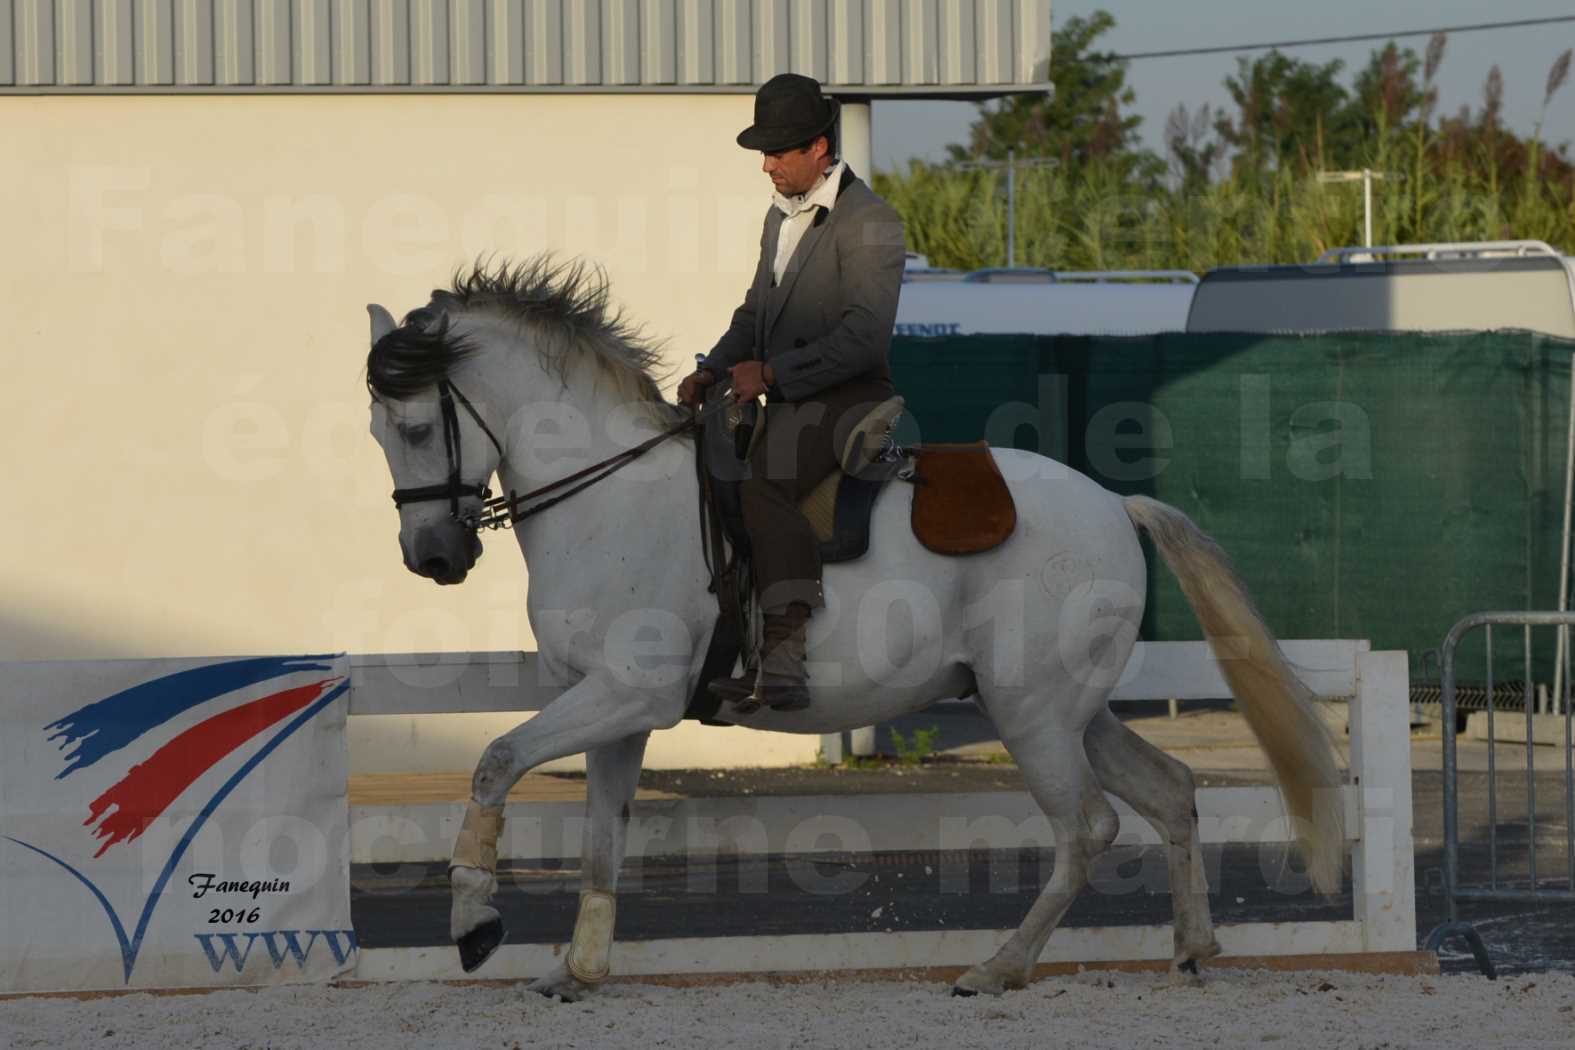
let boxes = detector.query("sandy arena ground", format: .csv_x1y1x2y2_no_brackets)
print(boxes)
4,971,1573,1050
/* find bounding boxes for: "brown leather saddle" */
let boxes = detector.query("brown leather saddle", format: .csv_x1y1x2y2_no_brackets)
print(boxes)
907,440,1018,555
685,387,1016,722
705,390,1016,564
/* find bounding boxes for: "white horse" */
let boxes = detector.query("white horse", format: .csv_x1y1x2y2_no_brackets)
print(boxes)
366,259,1344,1000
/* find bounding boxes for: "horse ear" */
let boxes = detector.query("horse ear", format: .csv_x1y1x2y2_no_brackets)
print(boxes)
367,304,397,345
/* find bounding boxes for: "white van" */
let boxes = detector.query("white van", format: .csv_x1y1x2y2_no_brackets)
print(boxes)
1186,240,1575,338
895,255,1198,337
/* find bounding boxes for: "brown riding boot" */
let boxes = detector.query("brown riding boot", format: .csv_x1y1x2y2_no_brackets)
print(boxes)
750,602,812,712
708,603,814,713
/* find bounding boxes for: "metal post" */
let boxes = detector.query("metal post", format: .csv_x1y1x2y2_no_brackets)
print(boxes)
1317,169,1391,251
1426,614,1496,978
1443,624,1461,922
1487,627,1497,888
1363,168,1374,248
1527,626,1538,891
1566,636,1573,890
954,151,1052,263
1007,148,1016,268
1426,611,1575,979
1552,352,1574,713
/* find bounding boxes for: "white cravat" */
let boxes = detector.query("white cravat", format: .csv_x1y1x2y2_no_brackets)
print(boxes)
771,160,845,285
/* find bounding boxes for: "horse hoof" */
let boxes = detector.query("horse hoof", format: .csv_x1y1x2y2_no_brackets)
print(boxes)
528,967,594,1003
1167,939,1221,986
951,965,1009,997
457,917,507,973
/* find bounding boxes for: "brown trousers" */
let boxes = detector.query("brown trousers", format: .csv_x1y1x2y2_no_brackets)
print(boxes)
742,376,896,612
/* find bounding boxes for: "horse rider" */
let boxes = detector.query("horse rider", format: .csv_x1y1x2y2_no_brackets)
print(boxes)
677,73,907,712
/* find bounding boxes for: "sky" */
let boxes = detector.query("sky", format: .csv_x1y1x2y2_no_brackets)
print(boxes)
870,0,1575,171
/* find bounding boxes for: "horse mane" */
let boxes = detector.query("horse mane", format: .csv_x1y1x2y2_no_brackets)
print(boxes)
366,256,684,424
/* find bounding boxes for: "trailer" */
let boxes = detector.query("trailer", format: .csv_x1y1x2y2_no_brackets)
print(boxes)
894,255,1198,337
1186,240,1575,338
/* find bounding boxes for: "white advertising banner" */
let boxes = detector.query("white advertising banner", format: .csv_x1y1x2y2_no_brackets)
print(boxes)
0,655,355,993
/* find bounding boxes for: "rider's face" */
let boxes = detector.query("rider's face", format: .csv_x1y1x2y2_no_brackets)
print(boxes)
761,138,830,197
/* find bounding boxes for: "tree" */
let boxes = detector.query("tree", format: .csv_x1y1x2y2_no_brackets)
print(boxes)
1435,60,1574,194
1344,42,1427,142
1214,50,1359,177
1165,102,1223,194
947,11,1162,181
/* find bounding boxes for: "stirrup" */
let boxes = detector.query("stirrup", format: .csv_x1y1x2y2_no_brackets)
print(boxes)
717,683,762,715
731,668,765,714
751,673,811,713
708,662,758,712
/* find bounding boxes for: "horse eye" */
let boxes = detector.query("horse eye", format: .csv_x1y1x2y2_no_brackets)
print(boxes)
404,424,434,446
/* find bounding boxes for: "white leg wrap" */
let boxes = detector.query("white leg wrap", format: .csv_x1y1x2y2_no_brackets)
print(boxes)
450,801,505,874
566,890,616,984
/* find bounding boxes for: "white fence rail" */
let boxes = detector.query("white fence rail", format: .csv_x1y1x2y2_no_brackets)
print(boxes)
346,639,1370,713
345,640,1420,979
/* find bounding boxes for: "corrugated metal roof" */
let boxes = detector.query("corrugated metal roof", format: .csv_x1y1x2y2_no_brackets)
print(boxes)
0,0,1050,95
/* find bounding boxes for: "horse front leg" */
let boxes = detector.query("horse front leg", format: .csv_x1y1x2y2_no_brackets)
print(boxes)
449,673,679,978
526,731,650,1001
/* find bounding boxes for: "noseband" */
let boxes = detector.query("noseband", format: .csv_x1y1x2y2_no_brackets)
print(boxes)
389,380,506,530
390,380,717,533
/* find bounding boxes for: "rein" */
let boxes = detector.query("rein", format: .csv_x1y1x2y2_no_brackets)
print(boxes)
390,378,726,532
472,411,703,531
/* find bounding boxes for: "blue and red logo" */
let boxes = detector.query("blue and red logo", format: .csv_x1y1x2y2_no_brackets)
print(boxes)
3,655,350,982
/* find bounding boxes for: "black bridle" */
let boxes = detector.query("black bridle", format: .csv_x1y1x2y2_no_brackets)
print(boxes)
390,379,718,532
390,380,508,529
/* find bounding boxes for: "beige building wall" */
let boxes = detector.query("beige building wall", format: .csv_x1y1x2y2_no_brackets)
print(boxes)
0,93,818,768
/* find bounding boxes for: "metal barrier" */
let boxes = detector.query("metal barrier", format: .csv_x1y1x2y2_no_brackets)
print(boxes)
1424,611,1575,979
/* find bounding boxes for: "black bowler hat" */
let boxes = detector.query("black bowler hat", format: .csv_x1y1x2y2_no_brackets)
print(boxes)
736,73,840,152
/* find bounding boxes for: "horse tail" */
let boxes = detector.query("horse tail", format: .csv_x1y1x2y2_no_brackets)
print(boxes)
1123,494,1345,896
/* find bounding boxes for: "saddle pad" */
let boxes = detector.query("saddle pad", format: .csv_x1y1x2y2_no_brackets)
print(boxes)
799,471,894,564
910,442,1017,555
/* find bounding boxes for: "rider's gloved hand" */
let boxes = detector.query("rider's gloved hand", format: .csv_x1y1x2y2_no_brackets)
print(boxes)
678,368,717,407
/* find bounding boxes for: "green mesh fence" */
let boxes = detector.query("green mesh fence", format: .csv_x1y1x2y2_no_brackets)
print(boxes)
891,330,1575,685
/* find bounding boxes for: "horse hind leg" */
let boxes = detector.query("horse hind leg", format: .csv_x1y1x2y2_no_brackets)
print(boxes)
1084,708,1221,981
953,727,1118,997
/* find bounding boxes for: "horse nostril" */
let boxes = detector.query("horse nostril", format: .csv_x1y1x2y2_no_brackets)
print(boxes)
420,556,452,579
